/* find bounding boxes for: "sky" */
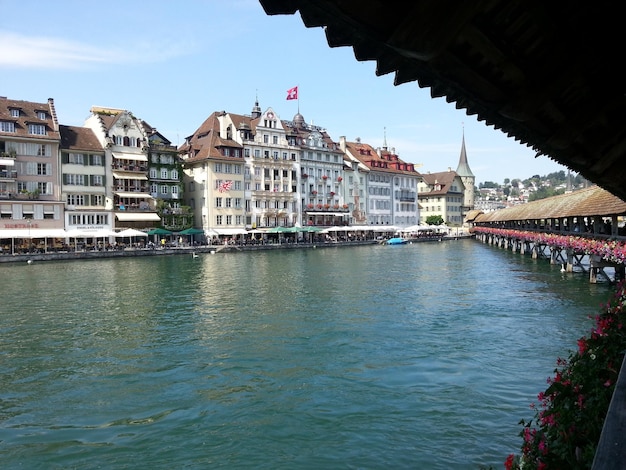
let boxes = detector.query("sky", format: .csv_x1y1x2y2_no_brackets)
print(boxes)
0,0,570,185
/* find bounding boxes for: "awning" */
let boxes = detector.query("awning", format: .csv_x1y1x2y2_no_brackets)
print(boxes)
115,212,161,222
66,229,117,238
0,158,15,166
113,172,148,180
0,228,67,238
213,228,248,235
306,212,350,216
112,153,148,162
114,192,154,199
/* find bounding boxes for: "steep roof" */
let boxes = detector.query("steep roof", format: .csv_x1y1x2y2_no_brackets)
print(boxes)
259,1,626,202
455,132,474,178
474,186,626,223
59,125,103,152
420,170,462,196
179,111,243,164
0,97,60,141
343,140,420,176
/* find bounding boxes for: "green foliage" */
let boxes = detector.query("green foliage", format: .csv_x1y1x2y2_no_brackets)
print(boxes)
528,186,565,201
505,281,626,470
425,215,444,225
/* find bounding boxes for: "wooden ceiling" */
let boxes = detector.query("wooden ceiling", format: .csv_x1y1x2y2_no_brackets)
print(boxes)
259,1,626,201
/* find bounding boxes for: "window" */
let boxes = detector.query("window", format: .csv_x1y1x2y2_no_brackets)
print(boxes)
226,215,232,225
160,169,168,179
225,198,232,208
161,185,168,194
150,168,157,178
91,154,103,166
38,111,47,120
214,163,222,173
171,186,178,195
171,169,178,179
67,153,85,165
273,135,278,144
28,124,46,135
92,175,103,186
65,174,85,185
67,194,86,206
10,109,19,118
37,163,51,175
235,198,242,208
0,121,15,132
216,215,223,225
216,197,222,208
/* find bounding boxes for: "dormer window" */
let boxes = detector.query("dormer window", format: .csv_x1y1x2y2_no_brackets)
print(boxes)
28,124,46,135
10,109,19,118
37,111,47,120
1,121,15,132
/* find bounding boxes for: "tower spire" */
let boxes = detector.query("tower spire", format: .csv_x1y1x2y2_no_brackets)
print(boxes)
251,90,261,119
456,125,474,177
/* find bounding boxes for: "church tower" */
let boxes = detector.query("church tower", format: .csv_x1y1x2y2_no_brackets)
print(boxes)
455,129,475,213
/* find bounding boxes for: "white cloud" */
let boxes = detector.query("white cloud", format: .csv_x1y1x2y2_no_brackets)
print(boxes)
0,32,193,69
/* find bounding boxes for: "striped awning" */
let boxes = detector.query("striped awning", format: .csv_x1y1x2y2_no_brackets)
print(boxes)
114,192,154,199
112,153,148,162
113,172,148,180
115,212,160,222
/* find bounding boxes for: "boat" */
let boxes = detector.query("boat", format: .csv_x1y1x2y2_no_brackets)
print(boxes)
385,237,408,245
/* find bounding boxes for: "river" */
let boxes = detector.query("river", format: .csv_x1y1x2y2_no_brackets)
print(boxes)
0,239,613,469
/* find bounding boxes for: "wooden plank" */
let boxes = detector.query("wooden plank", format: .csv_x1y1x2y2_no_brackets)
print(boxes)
592,354,626,469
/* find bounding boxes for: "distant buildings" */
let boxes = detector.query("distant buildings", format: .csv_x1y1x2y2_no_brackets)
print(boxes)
0,94,477,245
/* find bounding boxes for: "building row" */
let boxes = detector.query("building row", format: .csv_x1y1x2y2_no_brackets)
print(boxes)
0,96,475,241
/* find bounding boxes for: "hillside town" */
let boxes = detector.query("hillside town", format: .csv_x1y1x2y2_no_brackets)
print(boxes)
0,93,581,246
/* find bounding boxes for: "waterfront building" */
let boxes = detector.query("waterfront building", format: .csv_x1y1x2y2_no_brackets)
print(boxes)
245,104,299,229
283,112,347,227
340,136,421,228
84,107,160,230
59,125,111,234
418,169,466,226
418,134,475,227
142,122,190,231
179,111,247,238
0,97,66,243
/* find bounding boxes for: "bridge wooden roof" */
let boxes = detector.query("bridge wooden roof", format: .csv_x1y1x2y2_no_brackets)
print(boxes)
473,186,626,223
259,1,626,202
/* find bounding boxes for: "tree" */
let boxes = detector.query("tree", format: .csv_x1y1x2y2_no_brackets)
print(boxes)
426,215,444,225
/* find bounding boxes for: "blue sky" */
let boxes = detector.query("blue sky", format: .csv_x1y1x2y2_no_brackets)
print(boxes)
1,0,569,184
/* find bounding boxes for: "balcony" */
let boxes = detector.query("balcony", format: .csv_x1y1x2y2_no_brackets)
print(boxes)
305,204,350,212
0,169,18,179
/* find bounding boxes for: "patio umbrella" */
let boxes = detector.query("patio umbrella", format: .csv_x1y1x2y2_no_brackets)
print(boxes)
146,228,173,236
177,227,205,245
177,227,205,235
116,228,148,246
268,226,298,233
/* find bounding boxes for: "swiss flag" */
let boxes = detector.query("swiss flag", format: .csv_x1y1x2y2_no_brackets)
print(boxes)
286,86,298,100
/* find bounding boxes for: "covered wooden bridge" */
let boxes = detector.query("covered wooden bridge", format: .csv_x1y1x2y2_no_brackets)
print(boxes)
468,185,626,283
